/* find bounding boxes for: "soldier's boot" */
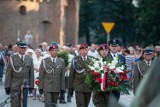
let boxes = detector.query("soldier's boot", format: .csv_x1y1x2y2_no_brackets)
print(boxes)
67,92,72,102
60,90,66,104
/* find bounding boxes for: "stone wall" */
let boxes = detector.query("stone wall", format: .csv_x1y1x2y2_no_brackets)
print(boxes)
0,0,79,48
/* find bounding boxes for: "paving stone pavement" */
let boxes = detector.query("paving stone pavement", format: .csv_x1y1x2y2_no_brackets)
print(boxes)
0,76,134,107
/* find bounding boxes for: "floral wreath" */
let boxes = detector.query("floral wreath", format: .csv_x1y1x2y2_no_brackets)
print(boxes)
85,56,130,94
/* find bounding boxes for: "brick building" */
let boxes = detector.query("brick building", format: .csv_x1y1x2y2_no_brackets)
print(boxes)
0,0,79,48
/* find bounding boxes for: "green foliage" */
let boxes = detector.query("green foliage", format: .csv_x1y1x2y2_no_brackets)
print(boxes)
57,51,69,67
79,0,135,46
136,0,160,46
79,0,160,46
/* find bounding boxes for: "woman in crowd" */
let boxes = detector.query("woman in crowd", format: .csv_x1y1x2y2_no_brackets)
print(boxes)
32,48,43,100
135,47,142,62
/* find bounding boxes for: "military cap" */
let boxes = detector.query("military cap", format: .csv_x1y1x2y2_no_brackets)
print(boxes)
108,39,120,46
79,43,88,49
49,43,58,51
17,41,27,48
143,46,153,55
98,44,108,51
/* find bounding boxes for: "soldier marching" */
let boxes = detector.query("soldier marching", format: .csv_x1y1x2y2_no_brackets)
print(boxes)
1,39,159,107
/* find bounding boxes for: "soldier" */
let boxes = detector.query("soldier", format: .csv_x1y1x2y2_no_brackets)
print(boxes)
4,41,34,107
38,43,65,107
92,44,111,107
69,43,92,107
108,39,126,101
133,46,154,95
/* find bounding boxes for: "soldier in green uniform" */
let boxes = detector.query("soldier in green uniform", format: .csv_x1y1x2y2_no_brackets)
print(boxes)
92,44,111,107
4,41,34,107
69,43,92,107
133,47,154,95
39,43,65,107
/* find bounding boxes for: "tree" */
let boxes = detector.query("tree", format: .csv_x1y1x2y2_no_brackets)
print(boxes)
79,0,136,46
136,0,160,46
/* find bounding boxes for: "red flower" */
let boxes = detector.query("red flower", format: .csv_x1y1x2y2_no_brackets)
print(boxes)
110,80,116,86
110,70,115,74
35,79,39,85
94,72,101,77
119,72,128,80
95,78,102,83
116,76,119,80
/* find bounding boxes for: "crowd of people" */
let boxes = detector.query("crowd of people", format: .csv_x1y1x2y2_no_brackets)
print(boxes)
0,39,160,107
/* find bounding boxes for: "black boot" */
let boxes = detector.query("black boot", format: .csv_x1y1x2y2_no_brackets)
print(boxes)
60,90,66,104
67,91,72,102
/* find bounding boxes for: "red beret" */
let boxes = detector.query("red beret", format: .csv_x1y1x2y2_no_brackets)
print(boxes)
98,44,108,51
79,43,88,50
49,44,58,51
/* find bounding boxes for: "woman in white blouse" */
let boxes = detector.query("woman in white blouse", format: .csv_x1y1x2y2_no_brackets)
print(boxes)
32,48,43,100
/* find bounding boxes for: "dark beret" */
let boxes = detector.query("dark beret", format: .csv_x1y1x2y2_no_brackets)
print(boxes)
98,44,108,51
79,43,88,50
49,44,58,51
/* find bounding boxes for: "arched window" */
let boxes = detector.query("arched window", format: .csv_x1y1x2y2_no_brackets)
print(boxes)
19,6,27,15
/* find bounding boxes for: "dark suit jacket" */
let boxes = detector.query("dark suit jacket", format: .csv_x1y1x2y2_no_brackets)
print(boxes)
106,53,126,66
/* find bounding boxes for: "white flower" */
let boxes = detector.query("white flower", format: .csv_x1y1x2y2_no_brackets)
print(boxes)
109,65,116,69
115,65,125,73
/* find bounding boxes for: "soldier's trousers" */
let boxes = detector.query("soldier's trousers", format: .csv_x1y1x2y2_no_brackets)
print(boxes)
92,91,111,107
75,92,91,107
111,90,120,101
44,91,59,107
10,90,21,107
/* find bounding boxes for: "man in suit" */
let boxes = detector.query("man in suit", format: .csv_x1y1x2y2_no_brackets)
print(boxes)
108,39,126,101
69,43,92,107
4,41,34,107
39,43,65,107
133,46,154,95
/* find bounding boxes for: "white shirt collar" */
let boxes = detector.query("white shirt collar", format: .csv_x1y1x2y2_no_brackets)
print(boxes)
50,56,57,63
81,56,87,61
17,53,25,60
110,52,118,58
144,60,152,66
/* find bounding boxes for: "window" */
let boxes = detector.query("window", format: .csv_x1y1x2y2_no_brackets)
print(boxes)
19,6,27,15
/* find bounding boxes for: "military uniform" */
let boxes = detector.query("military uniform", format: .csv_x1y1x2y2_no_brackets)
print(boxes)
108,39,126,101
92,44,111,107
39,43,65,107
133,47,154,95
69,43,92,107
4,42,34,107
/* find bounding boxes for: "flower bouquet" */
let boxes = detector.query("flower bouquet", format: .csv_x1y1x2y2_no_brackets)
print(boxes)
85,57,130,95
57,50,69,67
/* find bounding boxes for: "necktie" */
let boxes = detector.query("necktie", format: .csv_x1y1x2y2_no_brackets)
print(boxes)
53,59,55,65
114,54,116,57
21,56,23,63
147,62,150,67
83,57,86,61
